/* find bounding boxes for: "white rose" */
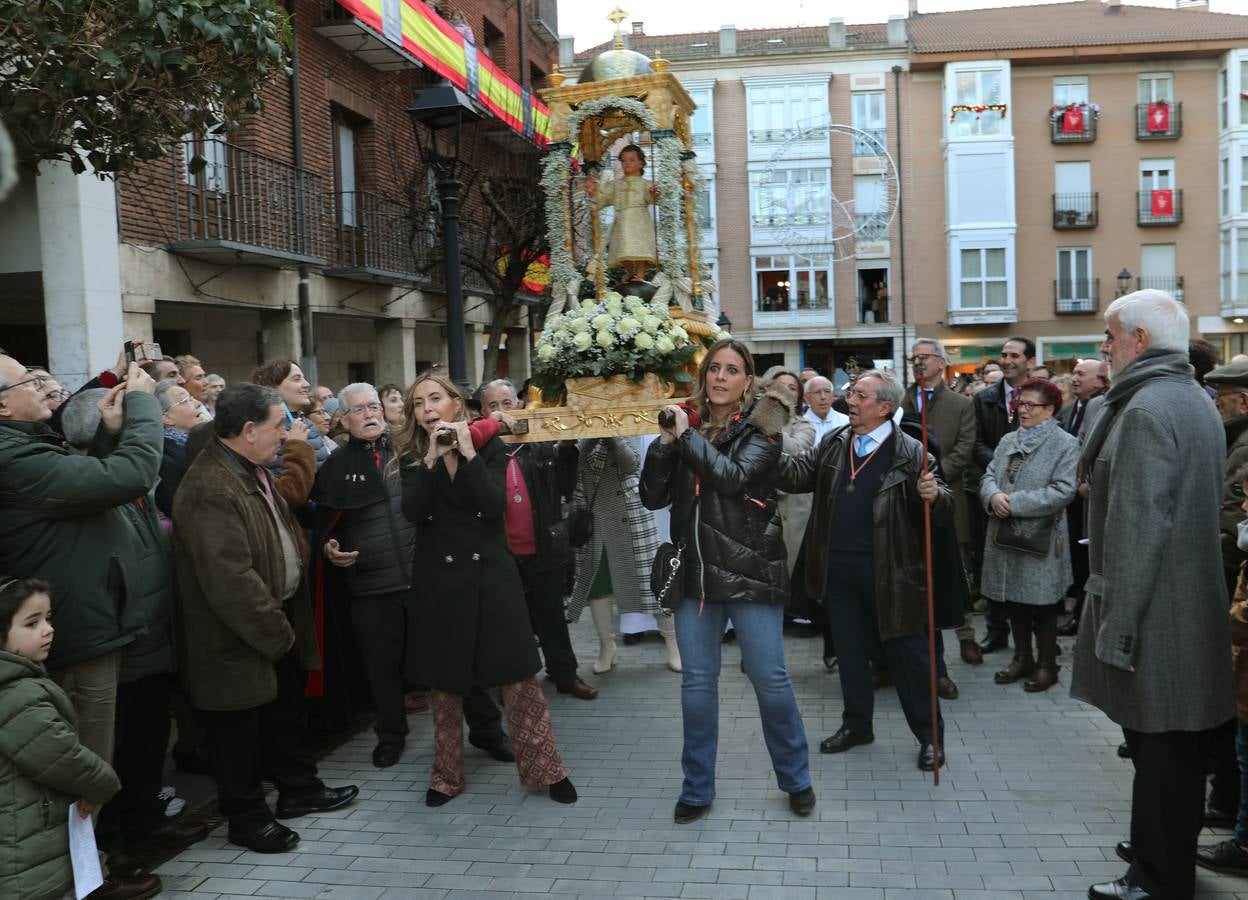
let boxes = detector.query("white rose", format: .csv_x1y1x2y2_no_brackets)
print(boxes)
634,332,654,350
596,329,614,349
580,299,596,312
623,297,644,311
545,314,564,331
642,315,662,333
538,344,557,361
603,291,623,302
655,335,675,354
617,316,640,335
573,331,593,351
604,297,623,315
670,326,688,342
551,328,570,343
570,316,590,334
591,313,613,330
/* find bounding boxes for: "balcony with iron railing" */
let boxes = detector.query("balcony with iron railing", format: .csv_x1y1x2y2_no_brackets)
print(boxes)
854,215,890,241
1137,189,1183,226
1052,193,1098,229
1136,275,1184,299
325,191,430,285
749,126,829,144
852,128,887,157
1054,278,1100,314
1050,105,1098,143
751,212,831,227
1136,101,1181,140
169,138,330,266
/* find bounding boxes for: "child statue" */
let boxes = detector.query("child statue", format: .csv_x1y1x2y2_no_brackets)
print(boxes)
586,144,658,282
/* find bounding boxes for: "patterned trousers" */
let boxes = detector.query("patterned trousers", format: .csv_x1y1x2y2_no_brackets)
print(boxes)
430,678,567,797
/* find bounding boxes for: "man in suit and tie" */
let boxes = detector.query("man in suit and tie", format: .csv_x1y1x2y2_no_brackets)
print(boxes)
902,339,981,668
972,336,1035,653
1057,359,1109,636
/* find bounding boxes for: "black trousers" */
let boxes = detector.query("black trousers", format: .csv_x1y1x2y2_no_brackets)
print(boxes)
1123,727,1207,899
825,552,942,745
1206,716,1239,815
97,673,173,850
349,589,409,746
464,686,506,744
514,554,578,685
199,652,323,832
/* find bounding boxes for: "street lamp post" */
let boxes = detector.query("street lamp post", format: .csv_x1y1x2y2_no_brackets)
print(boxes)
1116,268,1133,298
408,82,481,391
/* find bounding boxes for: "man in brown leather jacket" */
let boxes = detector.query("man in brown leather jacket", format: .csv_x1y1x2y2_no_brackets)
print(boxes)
780,370,951,772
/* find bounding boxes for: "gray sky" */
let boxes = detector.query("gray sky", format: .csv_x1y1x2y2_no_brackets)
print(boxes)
558,0,1244,51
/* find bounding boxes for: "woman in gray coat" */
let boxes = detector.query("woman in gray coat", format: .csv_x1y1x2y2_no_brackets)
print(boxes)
979,378,1080,692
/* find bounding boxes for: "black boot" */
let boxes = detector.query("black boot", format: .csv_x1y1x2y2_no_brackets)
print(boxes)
1056,595,1082,636
1024,622,1059,692
994,611,1033,684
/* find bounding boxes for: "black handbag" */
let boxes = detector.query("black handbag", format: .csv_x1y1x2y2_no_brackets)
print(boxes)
993,515,1057,556
565,508,594,548
649,541,686,614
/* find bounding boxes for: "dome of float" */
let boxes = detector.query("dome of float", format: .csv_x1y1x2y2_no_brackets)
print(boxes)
578,48,654,83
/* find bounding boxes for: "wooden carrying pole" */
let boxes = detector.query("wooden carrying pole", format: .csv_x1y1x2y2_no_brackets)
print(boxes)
920,397,941,786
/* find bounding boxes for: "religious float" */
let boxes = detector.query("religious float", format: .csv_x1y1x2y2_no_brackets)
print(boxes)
504,7,727,443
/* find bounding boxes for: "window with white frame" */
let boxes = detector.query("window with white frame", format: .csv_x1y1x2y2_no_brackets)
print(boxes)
182,97,227,192
1056,247,1094,311
1239,232,1248,301
688,87,713,148
1241,155,1248,215
753,253,831,312
851,91,886,155
958,247,1008,309
1223,157,1231,217
1223,230,1232,304
750,167,829,226
1137,73,1173,104
1242,61,1248,124
747,81,828,143
951,67,1005,137
1053,76,1088,106
1221,67,1229,130
1139,159,1175,218
694,178,714,231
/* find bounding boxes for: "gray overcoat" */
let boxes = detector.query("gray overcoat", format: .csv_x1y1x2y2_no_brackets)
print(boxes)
1070,349,1235,733
978,420,1079,607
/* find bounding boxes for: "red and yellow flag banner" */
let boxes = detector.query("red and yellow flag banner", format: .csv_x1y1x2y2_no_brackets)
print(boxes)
334,0,551,146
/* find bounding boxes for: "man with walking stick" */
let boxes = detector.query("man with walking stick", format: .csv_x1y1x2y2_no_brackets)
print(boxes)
780,370,950,771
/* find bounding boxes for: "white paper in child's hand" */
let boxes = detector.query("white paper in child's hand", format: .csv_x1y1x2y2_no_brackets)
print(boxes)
68,801,103,899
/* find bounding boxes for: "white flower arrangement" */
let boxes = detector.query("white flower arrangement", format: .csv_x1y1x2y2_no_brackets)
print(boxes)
532,291,715,397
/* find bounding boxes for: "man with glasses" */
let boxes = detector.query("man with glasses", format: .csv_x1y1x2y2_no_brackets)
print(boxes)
902,340,982,668
803,376,849,444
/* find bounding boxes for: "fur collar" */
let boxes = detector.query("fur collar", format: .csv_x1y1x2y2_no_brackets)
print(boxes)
746,386,795,438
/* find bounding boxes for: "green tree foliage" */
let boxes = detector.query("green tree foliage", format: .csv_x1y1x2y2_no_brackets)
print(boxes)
0,0,290,175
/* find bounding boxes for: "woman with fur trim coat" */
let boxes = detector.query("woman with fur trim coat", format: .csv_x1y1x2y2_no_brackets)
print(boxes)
640,339,814,826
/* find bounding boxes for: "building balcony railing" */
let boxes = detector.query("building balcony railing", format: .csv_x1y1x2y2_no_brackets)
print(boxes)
1052,193,1098,229
691,132,713,148
169,138,330,266
1054,278,1100,314
852,128,887,157
1136,102,1182,140
326,191,429,284
1136,275,1184,300
854,215,890,241
1050,106,1098,143
857,293,890,324
752,212,831,227
1137,189,1183,226
749,126,828,144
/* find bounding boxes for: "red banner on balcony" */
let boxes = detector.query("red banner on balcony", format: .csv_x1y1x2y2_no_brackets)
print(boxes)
1150,188,1174,217
1062,106,1085,133
1147,102,1170,133
333,0,550,146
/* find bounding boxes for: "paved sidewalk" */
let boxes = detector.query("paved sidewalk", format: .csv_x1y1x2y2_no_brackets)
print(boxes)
154,622,1248,899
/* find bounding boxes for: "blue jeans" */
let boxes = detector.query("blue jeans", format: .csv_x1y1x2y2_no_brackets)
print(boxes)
673,598,811,805
1236,720,1248,846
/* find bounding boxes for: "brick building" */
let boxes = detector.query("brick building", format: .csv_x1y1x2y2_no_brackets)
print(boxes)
0,0,557,389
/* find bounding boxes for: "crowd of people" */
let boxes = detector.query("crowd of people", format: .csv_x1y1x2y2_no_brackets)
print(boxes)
0,289,1244,900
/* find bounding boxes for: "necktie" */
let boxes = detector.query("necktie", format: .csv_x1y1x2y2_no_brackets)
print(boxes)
1009,387,1020,416
856,435,871,456
254,466,275,505
1070,401,1085,435
924,388,933,410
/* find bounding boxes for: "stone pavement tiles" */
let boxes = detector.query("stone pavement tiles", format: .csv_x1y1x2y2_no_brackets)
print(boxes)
153,620,1248,899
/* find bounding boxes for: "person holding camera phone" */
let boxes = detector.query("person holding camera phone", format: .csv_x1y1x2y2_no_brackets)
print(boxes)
397,372,576,808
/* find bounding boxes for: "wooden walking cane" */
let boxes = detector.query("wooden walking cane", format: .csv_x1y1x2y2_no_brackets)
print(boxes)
920,394,941,786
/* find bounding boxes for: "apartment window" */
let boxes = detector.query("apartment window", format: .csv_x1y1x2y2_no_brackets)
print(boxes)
1240,233,1248,301
689,88,713,147
851,91,886,155
1053,76,1088,106
952,68,1005,137
482,18,504,59
750,167,829,226
853,175,888,239
694,179,714,231
334,118,361,228
747,81,827,142
753,253,831,311
959,247,1008,309
1241,156,1248,214
1242,61,1248,124
1224,230,1233,304
1221,68,1229,130
1138,72,1173,104
182,98,227,192
1139,158,1174,218
1223,157,1231,216
1057,247,1093,311
1140,244,1177,294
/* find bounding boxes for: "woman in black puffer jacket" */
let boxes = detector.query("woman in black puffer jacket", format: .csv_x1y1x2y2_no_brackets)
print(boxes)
640,339,813,825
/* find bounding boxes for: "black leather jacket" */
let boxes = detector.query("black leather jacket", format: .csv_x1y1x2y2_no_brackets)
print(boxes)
972,380,1019,469
779,425,952,640
513,441,578,571
639,389,791,606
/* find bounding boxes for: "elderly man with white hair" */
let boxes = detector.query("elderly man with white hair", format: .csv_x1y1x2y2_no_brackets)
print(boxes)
802,375,849,444
1072,290,1234,900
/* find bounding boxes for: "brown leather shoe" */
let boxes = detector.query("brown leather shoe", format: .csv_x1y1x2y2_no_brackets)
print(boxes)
86,874,162,900
555,677,598,700
959,639,983,666
130,817,211,849
937,676,959,700
1023,665,1058,692
993,655,1035,684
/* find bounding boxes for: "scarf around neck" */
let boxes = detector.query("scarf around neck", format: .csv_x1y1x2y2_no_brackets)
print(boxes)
1078,348,1194,482
1015,415,1058,454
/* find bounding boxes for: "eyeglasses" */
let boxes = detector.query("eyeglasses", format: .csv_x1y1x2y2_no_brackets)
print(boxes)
45,389,70,402
168,395,195,410
348,402,383,416
1015,401,1052,412
0,375,49,394
908,354,942,365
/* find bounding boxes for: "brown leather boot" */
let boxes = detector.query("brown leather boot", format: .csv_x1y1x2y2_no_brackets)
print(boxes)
1024,622,1060,692
994,610,1033,684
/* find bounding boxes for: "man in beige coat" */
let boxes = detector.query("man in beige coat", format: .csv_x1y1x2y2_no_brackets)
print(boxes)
174,384,357,854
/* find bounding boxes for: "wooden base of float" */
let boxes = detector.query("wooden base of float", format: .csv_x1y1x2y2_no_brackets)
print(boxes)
506,372,688,443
